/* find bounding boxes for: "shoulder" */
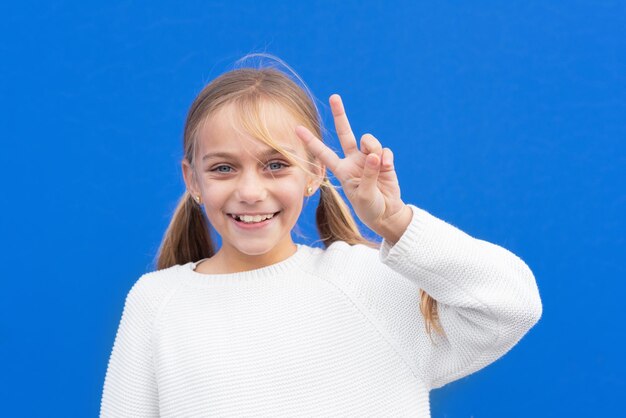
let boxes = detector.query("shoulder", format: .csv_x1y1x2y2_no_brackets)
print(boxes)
122,264,186,316
299,240,422,322
300,239,392,279
327,240,382,263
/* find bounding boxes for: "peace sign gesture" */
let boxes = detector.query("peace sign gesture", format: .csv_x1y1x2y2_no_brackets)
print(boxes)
295,94,412,244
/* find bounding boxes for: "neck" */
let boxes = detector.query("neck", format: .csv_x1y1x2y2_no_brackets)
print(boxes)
212,242,298,273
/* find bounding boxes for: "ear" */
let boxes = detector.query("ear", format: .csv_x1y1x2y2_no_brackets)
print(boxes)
182,158,201,197
309,161,326,193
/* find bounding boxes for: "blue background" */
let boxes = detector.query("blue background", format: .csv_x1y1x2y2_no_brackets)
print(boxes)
1,1,624,417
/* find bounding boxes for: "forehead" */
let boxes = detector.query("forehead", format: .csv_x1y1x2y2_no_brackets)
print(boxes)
197,101,303,157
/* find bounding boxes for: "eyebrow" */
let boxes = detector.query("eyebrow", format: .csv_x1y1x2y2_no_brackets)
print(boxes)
202,147,297,162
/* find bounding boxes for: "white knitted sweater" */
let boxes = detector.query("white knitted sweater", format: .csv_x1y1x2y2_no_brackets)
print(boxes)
100,204,542,417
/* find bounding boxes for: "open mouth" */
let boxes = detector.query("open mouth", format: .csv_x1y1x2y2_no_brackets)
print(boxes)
227,211,281,225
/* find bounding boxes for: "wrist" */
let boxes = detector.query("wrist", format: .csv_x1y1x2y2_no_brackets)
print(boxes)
377,204,413,246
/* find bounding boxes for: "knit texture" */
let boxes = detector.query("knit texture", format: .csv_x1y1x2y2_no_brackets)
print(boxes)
100,204,542,417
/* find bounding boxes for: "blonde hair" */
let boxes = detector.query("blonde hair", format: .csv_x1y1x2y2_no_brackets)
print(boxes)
155,54,444,337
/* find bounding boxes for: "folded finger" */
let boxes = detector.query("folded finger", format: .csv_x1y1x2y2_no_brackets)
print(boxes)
381,148,394,170
359,153,381,197
360,134,383,156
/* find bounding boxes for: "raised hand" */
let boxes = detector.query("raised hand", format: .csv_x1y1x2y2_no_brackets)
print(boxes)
295,94,412,244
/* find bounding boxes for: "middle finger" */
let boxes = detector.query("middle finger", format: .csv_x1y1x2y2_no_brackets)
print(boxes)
330,94,359,156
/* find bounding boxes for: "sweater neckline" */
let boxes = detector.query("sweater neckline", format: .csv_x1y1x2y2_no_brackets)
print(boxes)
180,244,313,284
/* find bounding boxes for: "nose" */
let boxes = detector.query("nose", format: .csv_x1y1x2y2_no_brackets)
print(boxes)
235,170,268,203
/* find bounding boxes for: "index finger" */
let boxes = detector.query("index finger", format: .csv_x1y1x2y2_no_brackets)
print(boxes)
295,125,341,174
330,94,359,155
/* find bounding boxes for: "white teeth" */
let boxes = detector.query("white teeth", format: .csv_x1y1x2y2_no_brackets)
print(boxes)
231,213,276,223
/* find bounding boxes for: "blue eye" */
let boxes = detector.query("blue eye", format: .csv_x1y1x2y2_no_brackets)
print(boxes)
212,165,232,173
209,161,289,174
268,161,288,171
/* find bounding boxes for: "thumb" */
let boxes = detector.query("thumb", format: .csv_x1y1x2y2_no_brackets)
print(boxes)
359,153,381,196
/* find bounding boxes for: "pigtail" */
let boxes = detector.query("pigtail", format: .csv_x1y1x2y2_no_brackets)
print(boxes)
420,291,444,337
156,191,215,270
154,54,443,338
316,182,444,337
315,179,375,248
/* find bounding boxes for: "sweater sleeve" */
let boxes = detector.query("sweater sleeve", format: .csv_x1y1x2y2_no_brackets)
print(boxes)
378,204,543,389
100,274,163,417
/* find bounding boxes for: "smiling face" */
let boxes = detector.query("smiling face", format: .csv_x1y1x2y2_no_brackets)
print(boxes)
182,101,321,269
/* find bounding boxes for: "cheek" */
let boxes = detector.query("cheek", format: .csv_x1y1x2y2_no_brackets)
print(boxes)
201,176,307,204
201,183,229,207
276,178,306,196
203,179,229,193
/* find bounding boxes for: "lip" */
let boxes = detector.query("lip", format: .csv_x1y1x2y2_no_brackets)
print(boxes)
228,211,280,230
228,211,280,216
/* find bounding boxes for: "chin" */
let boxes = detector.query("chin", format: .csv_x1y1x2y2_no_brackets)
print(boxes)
233,242,277,256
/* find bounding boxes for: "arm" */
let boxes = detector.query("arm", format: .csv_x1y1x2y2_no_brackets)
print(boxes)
379,204,543,389
100,275,160,417
295,95,541,388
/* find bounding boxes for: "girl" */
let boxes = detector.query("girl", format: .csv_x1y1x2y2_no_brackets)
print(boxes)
100,56,542,417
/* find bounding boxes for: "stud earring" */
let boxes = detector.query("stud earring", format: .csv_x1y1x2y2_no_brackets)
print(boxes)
195,195,202,204
306,186,313,196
